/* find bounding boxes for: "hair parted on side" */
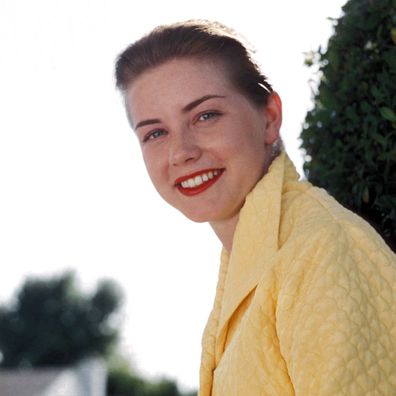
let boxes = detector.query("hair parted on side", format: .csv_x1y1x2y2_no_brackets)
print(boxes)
115,20,274,107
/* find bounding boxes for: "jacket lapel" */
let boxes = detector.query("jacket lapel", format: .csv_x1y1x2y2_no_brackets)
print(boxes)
214,152,290,363
199,153,301,393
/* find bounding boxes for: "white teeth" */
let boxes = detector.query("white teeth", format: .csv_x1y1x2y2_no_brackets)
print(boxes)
179,170,221,189
195,175,203,185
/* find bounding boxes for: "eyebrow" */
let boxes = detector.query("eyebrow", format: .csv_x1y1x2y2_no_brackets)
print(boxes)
182,94,226,113
134,118,161,130
134,94,225,130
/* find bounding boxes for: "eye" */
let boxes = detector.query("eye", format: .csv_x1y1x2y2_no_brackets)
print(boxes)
196,111,222,122
142,129,167,143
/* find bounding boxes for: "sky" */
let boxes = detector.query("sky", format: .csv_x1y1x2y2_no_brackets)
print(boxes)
0,0,346,391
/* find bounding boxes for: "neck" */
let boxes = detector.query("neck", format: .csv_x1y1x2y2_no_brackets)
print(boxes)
209,213,240,253
209,151,278,252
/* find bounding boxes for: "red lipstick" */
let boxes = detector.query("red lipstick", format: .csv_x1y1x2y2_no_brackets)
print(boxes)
175,169,224,196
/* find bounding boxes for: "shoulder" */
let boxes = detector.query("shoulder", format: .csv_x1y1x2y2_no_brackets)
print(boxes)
276,181,396,306
275,183,396,334
280,181,394,263
271,178,396,393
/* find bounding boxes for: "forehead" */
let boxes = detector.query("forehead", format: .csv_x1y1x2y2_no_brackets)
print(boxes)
125,58,234,123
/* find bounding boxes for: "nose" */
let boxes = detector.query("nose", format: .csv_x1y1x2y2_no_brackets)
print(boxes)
169,129,202,166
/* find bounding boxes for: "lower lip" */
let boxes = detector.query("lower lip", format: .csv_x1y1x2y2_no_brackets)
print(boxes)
176,170,224,196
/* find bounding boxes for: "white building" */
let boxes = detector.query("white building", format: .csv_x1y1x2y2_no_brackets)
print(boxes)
0,357,106,396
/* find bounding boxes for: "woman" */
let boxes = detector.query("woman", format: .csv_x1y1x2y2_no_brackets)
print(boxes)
115,20,396,395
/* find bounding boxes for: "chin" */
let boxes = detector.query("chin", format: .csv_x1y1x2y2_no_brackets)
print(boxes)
178,206,219,223
175,195,243,223
182,212,212,223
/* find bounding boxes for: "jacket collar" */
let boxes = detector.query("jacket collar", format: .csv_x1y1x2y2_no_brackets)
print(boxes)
199,152,300,392
214,152,299,361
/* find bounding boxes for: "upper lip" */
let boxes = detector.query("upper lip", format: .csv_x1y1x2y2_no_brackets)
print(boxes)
174,168,224,185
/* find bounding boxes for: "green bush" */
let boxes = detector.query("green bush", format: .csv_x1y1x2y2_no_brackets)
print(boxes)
107,364,196,396
107,366,147,396
300,0,396,251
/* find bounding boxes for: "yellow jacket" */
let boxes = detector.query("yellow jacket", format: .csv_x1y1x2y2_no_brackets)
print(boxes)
199,152,396,396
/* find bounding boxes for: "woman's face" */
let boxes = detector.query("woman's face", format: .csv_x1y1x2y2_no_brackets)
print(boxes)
125,58,281,224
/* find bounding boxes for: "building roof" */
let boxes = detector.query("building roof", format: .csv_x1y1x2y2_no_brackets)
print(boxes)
0,368,63,396
0,358,106,396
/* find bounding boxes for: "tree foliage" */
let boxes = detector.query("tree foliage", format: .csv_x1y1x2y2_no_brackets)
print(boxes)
0,272,122,367
106,356,197,396
300,0,396,251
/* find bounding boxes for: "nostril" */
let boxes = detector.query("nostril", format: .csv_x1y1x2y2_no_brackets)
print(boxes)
170,140,202,166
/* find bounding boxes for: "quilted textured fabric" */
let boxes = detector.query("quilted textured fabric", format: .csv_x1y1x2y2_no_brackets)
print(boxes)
199,152,396,396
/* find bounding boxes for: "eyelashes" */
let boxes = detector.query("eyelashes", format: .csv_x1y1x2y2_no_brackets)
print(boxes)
142,128,167,143
196,110,222,122
141,110,223,143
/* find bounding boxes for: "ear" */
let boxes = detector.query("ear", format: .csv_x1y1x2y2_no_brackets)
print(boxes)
263,92,282,145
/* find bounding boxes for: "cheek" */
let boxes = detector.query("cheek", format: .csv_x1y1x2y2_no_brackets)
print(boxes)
143,152,167,188
221,131,263,161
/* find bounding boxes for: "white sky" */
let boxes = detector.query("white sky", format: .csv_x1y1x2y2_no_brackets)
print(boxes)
0,0,346,391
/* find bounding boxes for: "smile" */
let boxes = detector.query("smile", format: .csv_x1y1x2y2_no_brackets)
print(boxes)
175,169,224,196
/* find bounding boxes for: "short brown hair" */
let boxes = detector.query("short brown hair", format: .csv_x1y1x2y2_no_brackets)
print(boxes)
115,20,273,107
